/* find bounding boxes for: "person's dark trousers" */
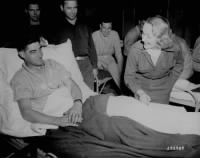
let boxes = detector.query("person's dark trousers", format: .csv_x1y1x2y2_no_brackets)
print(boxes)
77,58,94,90
189,70,200,84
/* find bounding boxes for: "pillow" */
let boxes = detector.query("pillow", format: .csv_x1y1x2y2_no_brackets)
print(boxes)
42,39,96,101
0,49,34,137
0,69,41,137
0,48,23,83
43,40,83,82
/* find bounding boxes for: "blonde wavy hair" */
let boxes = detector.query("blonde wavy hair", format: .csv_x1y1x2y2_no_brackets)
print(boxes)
144,15,173,49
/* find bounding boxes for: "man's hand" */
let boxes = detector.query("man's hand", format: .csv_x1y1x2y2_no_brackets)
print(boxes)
57,116,78,127
92,68,98,78
64,101,82,124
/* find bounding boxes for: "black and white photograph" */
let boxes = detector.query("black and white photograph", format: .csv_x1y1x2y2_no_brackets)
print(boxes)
0,0,200,157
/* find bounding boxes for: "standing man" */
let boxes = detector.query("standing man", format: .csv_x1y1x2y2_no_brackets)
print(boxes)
46,0,98,90
25,0,41,27
24,0,48,45
4,0,47,47
22,0,43,38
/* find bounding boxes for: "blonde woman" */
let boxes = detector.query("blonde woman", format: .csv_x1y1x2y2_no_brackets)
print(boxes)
124,16,184,104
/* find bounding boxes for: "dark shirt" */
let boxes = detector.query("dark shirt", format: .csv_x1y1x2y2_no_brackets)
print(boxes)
3,20,45,48
46,17,97,68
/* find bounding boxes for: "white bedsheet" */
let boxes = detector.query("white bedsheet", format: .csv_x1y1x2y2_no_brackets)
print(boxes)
107,95,200,135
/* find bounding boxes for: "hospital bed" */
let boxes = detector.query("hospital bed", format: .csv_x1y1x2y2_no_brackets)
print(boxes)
0,40,95,158
1,40,200,157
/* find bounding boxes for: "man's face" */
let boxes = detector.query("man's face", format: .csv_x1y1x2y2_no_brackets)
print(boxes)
142,23,158,49
27,4,40,22
61,0,78,21
22,42,44,67
100,22,112,37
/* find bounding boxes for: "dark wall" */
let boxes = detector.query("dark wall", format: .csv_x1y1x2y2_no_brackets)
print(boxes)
0,0,199,47
168,1,200,47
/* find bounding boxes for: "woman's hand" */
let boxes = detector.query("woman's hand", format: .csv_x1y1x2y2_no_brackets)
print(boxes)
136,89,151,105
139,93,151,105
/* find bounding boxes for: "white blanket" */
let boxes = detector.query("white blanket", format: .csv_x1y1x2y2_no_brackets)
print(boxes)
107,95,200,135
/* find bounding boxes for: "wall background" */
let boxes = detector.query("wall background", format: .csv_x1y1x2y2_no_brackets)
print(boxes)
0,0,199,48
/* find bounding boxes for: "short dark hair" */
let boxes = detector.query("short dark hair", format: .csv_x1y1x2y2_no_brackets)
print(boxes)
17,29,41,52
25,0,40,9
98,11,114,25
60,0,78,6
100,16,113,24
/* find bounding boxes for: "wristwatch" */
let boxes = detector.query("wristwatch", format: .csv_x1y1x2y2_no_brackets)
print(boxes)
73,99,83,104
